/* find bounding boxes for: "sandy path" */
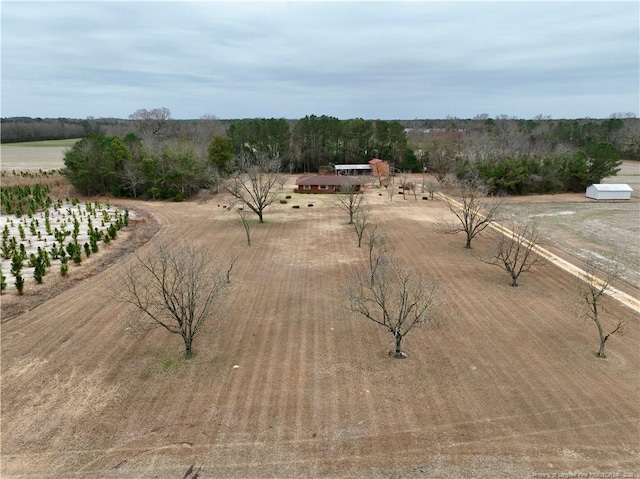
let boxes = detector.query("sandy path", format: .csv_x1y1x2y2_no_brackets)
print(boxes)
442,192,640,313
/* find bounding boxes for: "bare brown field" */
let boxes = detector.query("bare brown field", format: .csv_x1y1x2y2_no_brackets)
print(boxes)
1,178,639,478
605,160,640,198
0,145,68,171
498,193,640,290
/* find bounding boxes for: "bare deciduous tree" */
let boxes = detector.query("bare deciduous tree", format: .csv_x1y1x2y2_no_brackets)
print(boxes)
226,253,239,283
386,181,395,203
424,178,439,200
346,230,444,358
399,173,417,200
197,113,226,142
440,182,503,249
483,218,545,286
197,188,213,205
425,137,461,184
238,209,253,246
352,207,373,248
575,256,627,358
364,224,388,281
335,180,366,224
119,159,145,198
114,241,227,358
128,107,172,141
276,175,288,190
225,153,281,223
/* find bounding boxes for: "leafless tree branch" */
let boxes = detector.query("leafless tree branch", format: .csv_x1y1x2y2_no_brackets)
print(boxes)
575,255,627,358
113,241,227,358
335,180,366,224
225,153,281,223
352,207,373,248
439,181,503,248
482,218,545,286
346,234,445,358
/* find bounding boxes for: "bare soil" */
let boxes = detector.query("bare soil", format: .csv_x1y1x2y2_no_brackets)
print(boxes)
1,177,639,478
605,160,640,197
498,193,640,289
0,145,68,171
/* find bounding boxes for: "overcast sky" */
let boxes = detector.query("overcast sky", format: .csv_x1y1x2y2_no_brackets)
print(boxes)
1,1,638,120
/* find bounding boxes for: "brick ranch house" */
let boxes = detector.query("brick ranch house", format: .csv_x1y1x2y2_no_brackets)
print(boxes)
295,175,369,194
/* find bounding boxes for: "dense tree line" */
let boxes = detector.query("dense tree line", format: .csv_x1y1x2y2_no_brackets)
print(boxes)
226,116,417,173
63,133,215,200
453,141,622,195
42,108,637,199
413,116,627,195
60,110,230,200
1,117,101,143
0,115,226,144
410,115,640,161
4,114,638,160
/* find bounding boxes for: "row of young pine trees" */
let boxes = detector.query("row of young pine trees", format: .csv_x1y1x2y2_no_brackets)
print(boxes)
0,192,129,294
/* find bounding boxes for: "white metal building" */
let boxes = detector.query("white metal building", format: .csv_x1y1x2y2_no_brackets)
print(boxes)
585,184,633,200
334,164,371,175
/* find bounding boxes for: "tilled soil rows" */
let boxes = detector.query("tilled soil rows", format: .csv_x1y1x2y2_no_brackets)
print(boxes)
1,181,638,478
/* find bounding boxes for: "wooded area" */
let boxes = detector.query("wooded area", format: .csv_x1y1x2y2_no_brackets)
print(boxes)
2,111,637,200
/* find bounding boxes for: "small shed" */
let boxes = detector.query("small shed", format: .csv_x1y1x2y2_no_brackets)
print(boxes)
585,184,633,200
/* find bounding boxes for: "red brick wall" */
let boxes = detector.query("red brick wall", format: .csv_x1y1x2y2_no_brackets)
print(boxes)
297,185,337,194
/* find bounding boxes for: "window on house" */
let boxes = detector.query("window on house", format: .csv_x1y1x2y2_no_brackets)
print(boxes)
318,185,328,190
303,185,311,190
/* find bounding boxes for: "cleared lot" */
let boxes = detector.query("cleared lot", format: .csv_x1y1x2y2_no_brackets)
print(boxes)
603,160,640,198
1,181,638,478
499,193,640,289
0,141,75,171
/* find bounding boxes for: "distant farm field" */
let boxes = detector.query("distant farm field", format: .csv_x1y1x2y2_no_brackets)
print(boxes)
2,139,79,148
604,160,640,198
0,139,77,171
1,176,638,478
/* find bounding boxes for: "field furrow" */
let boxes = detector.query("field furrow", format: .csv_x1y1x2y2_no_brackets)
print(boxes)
2,181,638,478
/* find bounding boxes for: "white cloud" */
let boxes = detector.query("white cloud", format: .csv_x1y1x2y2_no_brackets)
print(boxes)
1,1,638,119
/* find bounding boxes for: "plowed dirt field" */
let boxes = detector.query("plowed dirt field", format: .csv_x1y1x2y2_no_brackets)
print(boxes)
2,179,639,478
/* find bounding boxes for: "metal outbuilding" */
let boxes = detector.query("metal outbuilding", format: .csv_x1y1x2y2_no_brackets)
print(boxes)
334,164,371,175
585,184,633,200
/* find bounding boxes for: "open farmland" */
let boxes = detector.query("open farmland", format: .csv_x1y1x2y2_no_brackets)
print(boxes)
1,177,638,478
0,140,75,171
499,193,640,290
603,160,640,198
